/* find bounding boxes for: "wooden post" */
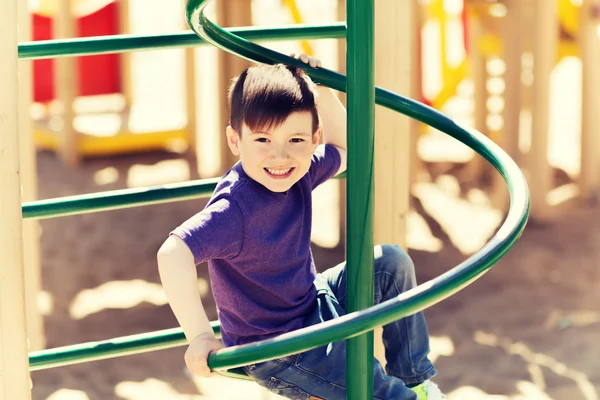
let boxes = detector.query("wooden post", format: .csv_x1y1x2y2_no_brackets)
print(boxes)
18,0,45,351
216,0,252,174
118,0,133,111
410,3,424,187
519,0,535,130
491,0,523,210
185,39,197,152
501,0,523,163
181,4,197,157
54,0,79,166
471,12,487,138
373,0,416,366
578,0,600,203
529,0,556,220
0,0,33,397
464,9,488,182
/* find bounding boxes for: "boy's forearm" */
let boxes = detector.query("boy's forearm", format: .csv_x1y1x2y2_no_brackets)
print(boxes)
316,85,347,151
158,239,215,343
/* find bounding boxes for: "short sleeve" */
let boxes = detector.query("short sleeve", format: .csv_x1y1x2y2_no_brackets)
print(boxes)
170,198,243,265
308,144,342,189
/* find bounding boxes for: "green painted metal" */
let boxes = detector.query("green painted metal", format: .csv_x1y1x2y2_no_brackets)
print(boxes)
29,322,218,371
21,173,346,220
25,0,530,386
183,0,530,372
28,321,251,379
18,23,345,60
22,177,219,220
345,0,375,397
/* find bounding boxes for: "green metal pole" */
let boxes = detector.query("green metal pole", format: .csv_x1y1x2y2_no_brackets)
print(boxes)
346,0,375,398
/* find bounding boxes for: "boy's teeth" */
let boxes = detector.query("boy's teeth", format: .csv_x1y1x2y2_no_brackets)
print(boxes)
267,168,291,176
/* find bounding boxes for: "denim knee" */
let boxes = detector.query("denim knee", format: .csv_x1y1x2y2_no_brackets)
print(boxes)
375,244,415,274
375,244,417,286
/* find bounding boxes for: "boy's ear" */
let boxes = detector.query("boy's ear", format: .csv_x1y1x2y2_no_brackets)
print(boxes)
226,125,241,156
312,128,322,150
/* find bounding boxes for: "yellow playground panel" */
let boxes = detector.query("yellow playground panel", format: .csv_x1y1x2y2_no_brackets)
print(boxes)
34,122,190,157
420,0,469,111
475,0,586,60
282,0,314,56
423,0,587,115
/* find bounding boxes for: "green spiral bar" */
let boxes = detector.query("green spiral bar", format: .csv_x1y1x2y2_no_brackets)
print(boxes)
18,23,345,60
185,0,530,372
29,323,219,372
25,0,530,382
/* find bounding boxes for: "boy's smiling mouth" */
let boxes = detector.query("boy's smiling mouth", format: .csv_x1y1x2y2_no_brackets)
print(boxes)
264,167,295,178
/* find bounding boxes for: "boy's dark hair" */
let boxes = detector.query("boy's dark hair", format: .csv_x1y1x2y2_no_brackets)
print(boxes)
228,64,320,135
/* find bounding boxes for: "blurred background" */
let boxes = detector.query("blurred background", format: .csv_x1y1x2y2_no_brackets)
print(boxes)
14,0,600,398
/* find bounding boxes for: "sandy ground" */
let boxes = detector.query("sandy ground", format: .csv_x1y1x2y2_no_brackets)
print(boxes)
26,146,600,400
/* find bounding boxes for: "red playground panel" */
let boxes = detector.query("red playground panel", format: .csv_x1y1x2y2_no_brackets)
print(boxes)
32,2,121,103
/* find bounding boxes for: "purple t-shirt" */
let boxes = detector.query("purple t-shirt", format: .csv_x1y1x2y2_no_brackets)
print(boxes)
171,144,341,347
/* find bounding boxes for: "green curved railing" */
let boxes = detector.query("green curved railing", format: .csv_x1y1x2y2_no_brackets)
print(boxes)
24,0,530,396
30,327,192,372
184,0,530,373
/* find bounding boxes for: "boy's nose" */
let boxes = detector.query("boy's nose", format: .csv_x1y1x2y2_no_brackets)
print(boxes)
270,146,289,160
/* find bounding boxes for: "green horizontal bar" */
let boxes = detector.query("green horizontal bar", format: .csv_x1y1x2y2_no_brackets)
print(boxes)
22,177,219,220
29,322,220,372
18,23,345,60
21,172,345,220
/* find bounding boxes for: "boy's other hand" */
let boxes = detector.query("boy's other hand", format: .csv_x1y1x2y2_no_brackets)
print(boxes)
185,333,224,378
290,53,321,69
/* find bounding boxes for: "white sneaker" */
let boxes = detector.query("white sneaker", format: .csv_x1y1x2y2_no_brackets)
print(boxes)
410,380,447,400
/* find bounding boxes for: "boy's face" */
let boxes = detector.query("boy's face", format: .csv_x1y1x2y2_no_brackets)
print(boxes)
227,111,321,193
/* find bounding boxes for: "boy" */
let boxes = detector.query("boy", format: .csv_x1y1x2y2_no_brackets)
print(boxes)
157,54,445,399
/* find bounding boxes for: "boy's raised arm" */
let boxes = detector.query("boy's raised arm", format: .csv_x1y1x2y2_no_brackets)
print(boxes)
293,53,347,174
157,235,223,377
316,85,347,174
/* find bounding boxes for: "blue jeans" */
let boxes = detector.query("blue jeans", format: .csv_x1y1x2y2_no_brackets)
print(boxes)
243,245,436,400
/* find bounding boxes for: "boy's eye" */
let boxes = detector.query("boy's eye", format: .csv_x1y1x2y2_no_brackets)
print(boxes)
255,138,270,143
290,138,305,143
